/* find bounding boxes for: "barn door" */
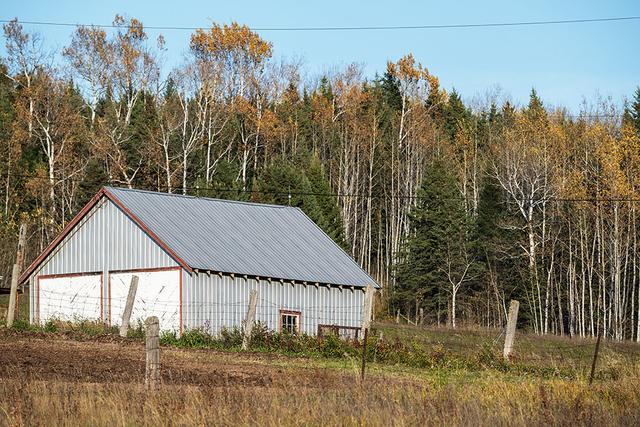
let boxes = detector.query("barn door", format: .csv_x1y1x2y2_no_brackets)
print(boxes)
109,268,181,333
37,273,103,324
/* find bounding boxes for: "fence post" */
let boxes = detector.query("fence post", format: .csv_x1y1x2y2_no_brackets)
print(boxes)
396,309,400,324
359,285,375,383
419,308,424,325
589,327,603,385
361,284,375,337
6,224,27,328
503,300,520,360
242,290,258,350
145,316,160,391
360,328,369,383
119,275,139,337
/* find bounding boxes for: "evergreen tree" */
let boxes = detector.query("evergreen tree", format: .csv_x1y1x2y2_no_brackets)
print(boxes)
305,155,347,248
443,88,471,140
627,86,640,135
525,88,547,122
395,161,476,324
377,71,402,111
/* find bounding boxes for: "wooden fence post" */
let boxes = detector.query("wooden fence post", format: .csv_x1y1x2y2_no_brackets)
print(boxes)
361,284,375,337
242,290,258,350
119,275,139,337
589,327,603,385
503,300,520,360
359,285,375,382
396,309,400,324
6,224,27,327
419,308,424,325
360,328,369,383
145,316,160,390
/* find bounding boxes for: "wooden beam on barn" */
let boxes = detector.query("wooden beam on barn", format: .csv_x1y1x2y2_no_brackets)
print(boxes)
6,223,27,327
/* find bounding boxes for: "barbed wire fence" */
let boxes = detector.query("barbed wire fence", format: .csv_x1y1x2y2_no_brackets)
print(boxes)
3,288,638,388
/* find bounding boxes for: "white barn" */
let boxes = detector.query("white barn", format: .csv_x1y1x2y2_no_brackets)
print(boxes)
20,187,378,335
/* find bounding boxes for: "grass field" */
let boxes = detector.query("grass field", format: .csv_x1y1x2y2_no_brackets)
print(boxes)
0,314,639,426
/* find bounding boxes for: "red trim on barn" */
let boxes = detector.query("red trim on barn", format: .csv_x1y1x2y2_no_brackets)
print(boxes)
106,266,182,329
36,271,104,324
37,271,103,280
35,276,40,325
107,266,183,275
279,309,302,333
179,269,183,334
19,188,193,284
102,188,192,274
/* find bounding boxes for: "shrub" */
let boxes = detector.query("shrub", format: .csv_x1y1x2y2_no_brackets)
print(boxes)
219,326,243,347
44,319,59,333
126,321,145,339
160,330,179,346
178,328,215,348
10,319,36,332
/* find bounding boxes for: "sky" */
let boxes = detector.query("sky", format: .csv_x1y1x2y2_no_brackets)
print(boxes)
2,0,639,112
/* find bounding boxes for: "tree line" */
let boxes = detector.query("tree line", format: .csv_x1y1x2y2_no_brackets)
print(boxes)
2,17,640,341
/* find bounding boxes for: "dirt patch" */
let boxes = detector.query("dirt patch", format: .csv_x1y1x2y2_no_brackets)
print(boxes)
0,330,351,389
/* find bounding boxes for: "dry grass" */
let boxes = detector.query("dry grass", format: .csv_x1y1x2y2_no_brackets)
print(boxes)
1,375,639,426
0,322,639,426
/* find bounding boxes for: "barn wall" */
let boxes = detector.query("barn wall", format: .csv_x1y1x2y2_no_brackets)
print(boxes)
29,198,179,323
183,271,365,336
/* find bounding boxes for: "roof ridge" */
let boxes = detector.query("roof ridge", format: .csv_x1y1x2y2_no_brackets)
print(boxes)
105,186,294,210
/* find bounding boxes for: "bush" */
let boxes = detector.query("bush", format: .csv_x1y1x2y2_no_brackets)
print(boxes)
126,321,145,339
44,319,59,333
160,330,179,346
10,319,37,332
178,328,216,348
220,326,243,347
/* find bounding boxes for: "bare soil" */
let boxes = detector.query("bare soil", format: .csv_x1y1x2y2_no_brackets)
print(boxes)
0,329,353,389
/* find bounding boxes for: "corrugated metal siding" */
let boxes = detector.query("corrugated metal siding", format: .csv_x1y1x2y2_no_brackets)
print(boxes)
183,271,364,335
107,187,378,288
29,198,179,320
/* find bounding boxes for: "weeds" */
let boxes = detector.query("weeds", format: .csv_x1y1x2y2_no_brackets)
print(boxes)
1,374,638,426
4,319,638,382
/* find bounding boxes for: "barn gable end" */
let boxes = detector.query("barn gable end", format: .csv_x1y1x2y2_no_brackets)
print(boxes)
27,194,182,324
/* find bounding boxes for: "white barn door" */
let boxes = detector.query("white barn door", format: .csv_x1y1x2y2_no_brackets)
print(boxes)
38,273,102,323
109,268,181,333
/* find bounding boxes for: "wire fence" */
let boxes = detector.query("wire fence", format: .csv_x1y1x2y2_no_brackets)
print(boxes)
33,289,365,336
10,287,640,373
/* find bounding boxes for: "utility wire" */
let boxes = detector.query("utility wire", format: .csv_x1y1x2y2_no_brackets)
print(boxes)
1,16,639,32
8,173,640,203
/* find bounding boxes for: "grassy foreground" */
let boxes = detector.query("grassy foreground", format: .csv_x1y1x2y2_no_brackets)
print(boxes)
2,375,639,426
0,313,639,425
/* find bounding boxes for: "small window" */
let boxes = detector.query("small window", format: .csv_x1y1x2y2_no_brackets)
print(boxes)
280,310,301,334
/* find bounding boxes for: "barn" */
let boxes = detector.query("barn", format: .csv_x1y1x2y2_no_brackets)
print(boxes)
19,187,378,336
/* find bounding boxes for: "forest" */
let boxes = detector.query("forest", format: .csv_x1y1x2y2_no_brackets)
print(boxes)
1,16,640,341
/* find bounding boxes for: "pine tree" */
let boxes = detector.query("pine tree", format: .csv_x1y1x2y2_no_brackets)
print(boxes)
305,155,347,248
444,88,471,140
377,71,402,111
257,158,348,247
395,161,477,325
525,88,547,122
627,87,640,135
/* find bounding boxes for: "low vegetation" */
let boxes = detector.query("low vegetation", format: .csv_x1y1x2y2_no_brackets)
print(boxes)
1,316,639,426
8,318,635,382
1,291,639,426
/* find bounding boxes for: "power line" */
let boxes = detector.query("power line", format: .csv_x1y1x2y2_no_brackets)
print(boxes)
8,173,640,203
1,16,639,32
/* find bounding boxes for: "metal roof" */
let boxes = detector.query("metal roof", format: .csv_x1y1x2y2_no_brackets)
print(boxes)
104,187,377,288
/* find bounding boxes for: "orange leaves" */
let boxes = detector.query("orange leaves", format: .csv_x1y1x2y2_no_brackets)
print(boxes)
190,22,272,66
387,53,429,83
387,54,444,108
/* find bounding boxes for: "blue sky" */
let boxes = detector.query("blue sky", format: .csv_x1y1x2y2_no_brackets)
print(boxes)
2,0,639,112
